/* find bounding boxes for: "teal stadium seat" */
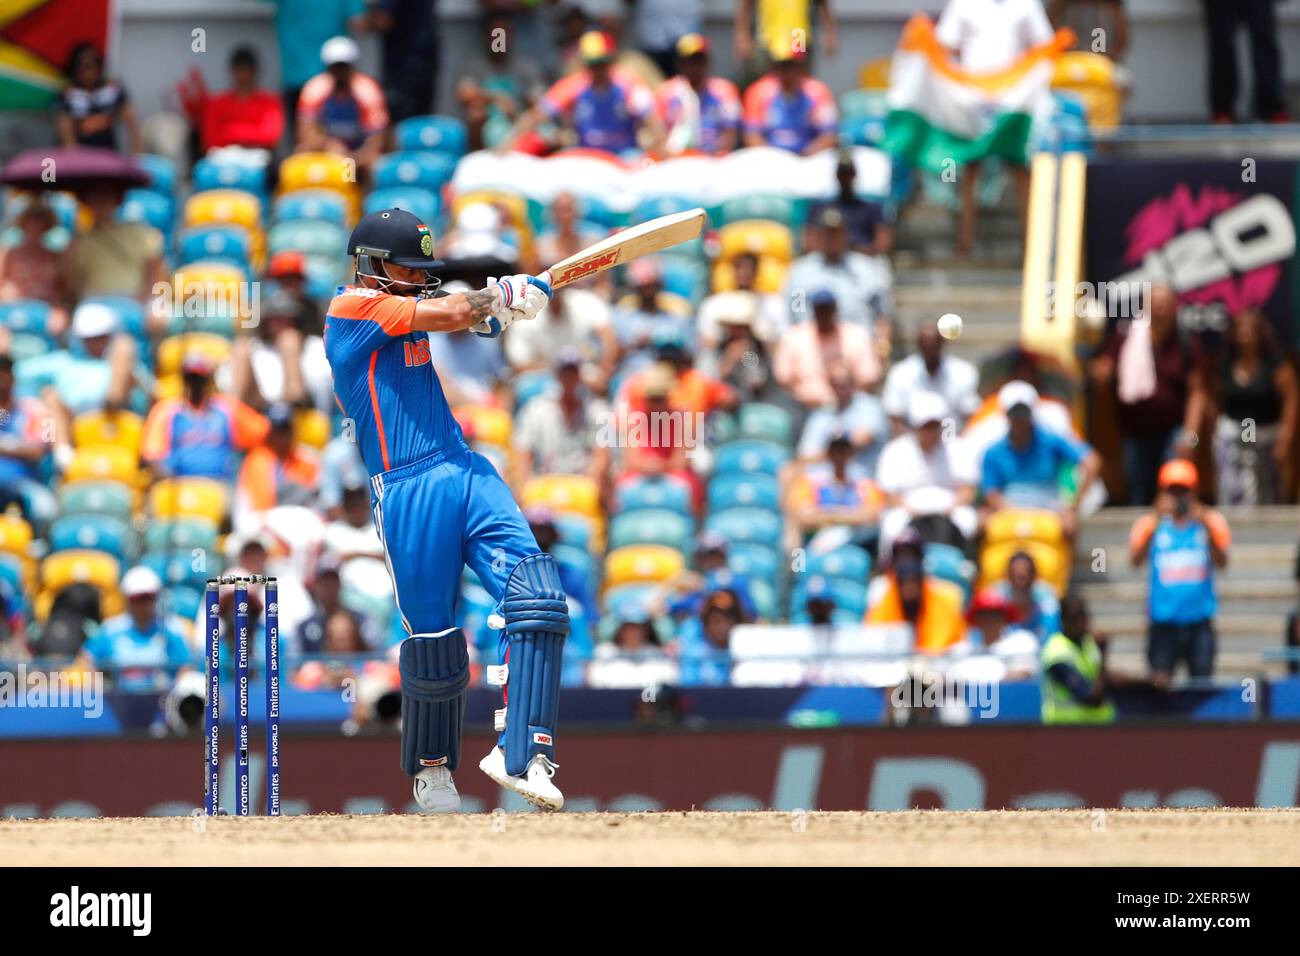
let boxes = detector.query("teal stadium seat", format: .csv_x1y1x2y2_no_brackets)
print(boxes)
704,507,783,551
924,542,975,600
268,219,348,259
658,255,710,304
552,513,593,553
608,508,693,553
614,475,693,517
805,544,871,585
117,189,174,238
634,195,701,223
790,576,868,618
143,518,219,554
57,481,133,521
364,187,441,226
167,585,203,620
713,439,788,477
574,195,627,230
725,542,782,581
274,190,349,227
736,402,794,447
394,115,468,158
193,156,268,198
707,472,781,512
141,549,223,593
551,542,596,591
747,577,778,620
601,583,657,621
135,153,177,198
373,151,458,193
720,194,798,229
0,300,54,342
48,515,134,563
176,225,252,269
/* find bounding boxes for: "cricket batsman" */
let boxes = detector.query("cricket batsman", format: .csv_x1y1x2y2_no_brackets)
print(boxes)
324,208,566,811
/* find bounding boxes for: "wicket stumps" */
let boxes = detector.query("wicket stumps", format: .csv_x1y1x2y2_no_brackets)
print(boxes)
204,575,281,816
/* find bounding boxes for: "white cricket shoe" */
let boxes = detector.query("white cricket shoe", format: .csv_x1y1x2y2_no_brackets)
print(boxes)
478,747,565,811
413,765,460,812
515,755,564,811
478,745,515,791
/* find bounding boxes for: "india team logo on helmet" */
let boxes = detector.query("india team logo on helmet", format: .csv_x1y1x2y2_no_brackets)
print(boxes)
417,223,433,257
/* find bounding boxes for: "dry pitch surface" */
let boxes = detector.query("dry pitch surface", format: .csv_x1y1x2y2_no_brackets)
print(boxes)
3,809,1299,865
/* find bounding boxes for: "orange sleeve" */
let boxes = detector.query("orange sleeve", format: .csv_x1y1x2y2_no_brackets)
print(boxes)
1129,513,1157,554
1204,510,1232,551
237,447,274,513
140,400,176,463
227,398,270,450
328,289,417,335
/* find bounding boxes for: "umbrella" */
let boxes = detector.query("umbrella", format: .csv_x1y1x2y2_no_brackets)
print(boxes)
1,146,150,194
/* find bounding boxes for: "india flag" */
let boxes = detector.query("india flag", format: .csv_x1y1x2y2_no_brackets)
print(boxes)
882,15,1074,174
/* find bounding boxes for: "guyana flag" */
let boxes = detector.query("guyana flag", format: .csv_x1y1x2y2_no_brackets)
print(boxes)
882,14,1073,174
0,0,115,110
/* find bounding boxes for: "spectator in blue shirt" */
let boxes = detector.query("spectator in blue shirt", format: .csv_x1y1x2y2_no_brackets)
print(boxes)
980,382,1100,538
76,566,193,692
678,587,745,686
991,550,1061,642
797,369,889,476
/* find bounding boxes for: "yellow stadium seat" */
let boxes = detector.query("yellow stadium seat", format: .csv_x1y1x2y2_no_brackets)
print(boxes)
603,544,685,591
711,255,787,295
41,549,121,595
183,189,261,233
149,478,228,525
859,57,892,90
64,444,138,485
522,474,601,524
985,508,1065,548
453,404,512,450
279,151,358,195
980,540,1068,595
0,514,33,558
718,220,794,264
156,333,233,378
72,410,144,455
294,408,331,451
1051,52,1124,131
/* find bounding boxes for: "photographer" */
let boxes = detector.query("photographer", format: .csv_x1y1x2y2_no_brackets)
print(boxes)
1129,459,1230,688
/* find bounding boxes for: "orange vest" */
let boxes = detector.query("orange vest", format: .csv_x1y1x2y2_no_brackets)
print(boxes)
865,575,966,654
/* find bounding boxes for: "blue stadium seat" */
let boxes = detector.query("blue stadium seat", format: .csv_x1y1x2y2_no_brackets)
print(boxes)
48,515,133,563
176,225,252,268
364,186,441,225
713,439,788,477
737,402,794,447
704,507,783,551
634,195,701,223
552,542,596,591
840,114,887,148
805,544,871,584
167,585,204,621
608,508,693,553
552,513,593,553
658,255,710,303
273,189,349,227
614,475,693,517
118,189,174,237
512,370,555,413
373,151,458,193
924,542,975,599
394,115,468,157
141,549,223,592
574,195,627,230
707,472,781,512
267,219,348,259
135,154,177,198
0,300,53,341
602,583,657,620
193,156,268,198
726,542,782,581
790,576,868,618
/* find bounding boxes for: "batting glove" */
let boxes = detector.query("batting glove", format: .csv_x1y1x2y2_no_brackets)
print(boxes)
472,274,552,337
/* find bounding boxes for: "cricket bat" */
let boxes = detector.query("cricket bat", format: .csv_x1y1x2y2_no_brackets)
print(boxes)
540,207,706,290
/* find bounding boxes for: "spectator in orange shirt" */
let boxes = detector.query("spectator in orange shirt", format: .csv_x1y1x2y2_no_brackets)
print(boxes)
296,36,389,177
865,528,967,655
773,288,880,406
236,401,321,520
178,46,285,156
141,352,269,480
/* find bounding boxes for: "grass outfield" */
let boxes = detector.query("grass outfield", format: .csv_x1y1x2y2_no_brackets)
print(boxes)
2,809,1299,866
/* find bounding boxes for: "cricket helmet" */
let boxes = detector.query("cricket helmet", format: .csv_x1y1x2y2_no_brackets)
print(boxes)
347,208,443,296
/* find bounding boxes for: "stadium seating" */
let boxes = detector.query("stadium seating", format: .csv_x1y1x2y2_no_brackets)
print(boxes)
394,114,468,158
364,186,441,225
0,514,34,559
704,507,783,551
707,472,781,512
374,151,458,194
39,549,121,607
274,189,350,227
117,189,175,240
608,508,693,553
804,544,871,585
141,548,219,593
613,475,693,518
63,444,139,486
726,542,783,581
156,333,232,377
713,439,788,477
147,478,227,525
48,515,133,563
193,155,269,198
72,410,144,457
603,544,685,591
176,225,253,269
719,195,800,229
143,518,219,554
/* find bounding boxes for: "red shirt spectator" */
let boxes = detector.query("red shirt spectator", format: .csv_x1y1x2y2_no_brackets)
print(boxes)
179,46,285,153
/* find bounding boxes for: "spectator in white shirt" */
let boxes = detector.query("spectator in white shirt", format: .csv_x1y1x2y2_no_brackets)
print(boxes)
797,370,889,476
783,206,894,342
881,324,980,432
512,349,612,489
934,0,1054,256
876,390,979,557
503,282,619,392
698,253,788,347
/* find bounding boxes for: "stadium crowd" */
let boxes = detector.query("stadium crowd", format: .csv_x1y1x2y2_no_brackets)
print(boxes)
0,0,1297,725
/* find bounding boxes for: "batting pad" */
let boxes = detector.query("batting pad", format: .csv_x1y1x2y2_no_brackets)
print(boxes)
501,553,569,776
398,629,470,775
